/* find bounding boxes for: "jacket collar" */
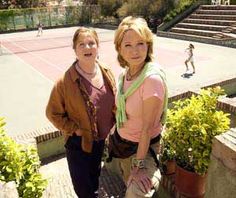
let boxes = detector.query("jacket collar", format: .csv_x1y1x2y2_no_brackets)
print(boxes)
69,61,80,82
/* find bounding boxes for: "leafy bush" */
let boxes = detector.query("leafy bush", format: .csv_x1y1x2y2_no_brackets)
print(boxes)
117,0,163,19
164,0,197,22
231,0,236,4
0,117,47,197
165,87,230,175
160,131,176,162
98,0,122,18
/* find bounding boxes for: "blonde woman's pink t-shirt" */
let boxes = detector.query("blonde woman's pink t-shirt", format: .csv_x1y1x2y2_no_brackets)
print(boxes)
118,74,165,142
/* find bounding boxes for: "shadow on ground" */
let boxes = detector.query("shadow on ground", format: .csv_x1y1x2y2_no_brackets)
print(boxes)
41,154,126,198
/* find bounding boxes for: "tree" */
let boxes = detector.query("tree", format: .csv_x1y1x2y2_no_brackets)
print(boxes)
117,0,163,19
115,0,171,33
0,0,12,9
98,0,122,17
56,0,64,4
0,0,45,9
82,0,98,4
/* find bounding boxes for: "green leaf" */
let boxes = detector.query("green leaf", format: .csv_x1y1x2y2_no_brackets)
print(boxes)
165,87,230,175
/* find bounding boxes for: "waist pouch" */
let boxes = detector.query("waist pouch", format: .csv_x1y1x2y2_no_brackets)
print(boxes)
107,129,160,167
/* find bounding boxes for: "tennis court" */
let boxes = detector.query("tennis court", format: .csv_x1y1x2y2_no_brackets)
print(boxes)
1,26,209,82
1,27,121,81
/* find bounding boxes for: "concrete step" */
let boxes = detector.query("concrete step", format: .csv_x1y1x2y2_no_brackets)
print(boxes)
211,31,236,39
189,14,236,21
183,18,235,26
196,9,236,15
223,32,236,38
176,23,227,31
158,30,234,42
156,30,236,48
170,27,231,39
200,5,236,10
222,27,236,34
165,31,226,41
160,32,235,43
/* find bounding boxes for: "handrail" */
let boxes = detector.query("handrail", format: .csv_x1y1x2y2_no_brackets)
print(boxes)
211,0,230,5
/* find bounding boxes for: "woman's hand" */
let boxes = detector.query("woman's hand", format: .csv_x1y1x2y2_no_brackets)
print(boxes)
127,167,153,193
75,129,82,136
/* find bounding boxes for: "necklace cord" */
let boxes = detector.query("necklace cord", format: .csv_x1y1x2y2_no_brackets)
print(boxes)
77,63,97,76
127,67,143,80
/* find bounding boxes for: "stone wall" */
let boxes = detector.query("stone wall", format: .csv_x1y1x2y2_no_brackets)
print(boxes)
0,181,18,198
205,128,236,198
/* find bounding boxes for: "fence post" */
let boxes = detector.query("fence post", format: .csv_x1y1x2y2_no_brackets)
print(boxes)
12,14,16,30
48,7,52,27
31,15,34,28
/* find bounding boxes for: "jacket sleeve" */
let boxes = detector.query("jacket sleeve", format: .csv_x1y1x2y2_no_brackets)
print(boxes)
46,79,79,136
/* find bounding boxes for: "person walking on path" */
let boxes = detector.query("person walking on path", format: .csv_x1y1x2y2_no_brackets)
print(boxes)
185,43,196,74
37,22,43,37
46,27,116,198
108,16,168,198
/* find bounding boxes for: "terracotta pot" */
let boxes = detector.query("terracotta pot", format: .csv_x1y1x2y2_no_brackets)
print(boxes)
164,160,176,175
175,165,207,197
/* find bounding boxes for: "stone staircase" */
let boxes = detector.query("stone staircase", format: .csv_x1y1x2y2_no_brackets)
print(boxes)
157,5,236,47
171,5,236,40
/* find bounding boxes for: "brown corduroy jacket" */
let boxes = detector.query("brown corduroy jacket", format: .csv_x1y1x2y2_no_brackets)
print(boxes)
46,61,116,153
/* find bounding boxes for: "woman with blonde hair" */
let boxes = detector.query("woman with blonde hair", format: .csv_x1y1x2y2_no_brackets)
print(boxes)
108,16,168,197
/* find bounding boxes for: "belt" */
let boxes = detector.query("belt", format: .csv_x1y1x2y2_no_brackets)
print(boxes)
117,130,161,145
150,134,161,145
117,131,161,168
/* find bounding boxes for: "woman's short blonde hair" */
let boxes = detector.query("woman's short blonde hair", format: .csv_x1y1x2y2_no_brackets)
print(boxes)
114,16,154,68
73,27,99,50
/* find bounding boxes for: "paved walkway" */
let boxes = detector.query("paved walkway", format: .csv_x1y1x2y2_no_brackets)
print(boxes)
0,27,236,197
40,155,125,198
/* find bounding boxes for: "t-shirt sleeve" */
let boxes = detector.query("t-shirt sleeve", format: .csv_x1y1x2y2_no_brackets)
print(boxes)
142,75,165,101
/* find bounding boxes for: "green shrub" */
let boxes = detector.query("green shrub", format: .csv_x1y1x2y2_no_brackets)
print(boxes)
164,14,172,22
116,0,163,20
165,87,230,175
98,0,122,18
0,117,47,197
164,0,197,22
231,0,236,4
160,132,176,162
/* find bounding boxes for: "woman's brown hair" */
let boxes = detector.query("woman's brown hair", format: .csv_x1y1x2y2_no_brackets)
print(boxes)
73,27,99,50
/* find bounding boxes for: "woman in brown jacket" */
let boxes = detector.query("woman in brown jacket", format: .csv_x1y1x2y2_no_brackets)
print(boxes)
46,27,116,198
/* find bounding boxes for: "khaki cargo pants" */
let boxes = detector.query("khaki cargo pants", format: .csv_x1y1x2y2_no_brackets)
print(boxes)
118,142,161,198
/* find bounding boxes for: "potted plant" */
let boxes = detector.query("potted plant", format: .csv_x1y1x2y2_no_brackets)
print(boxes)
160,132,176,175
165,87,230,197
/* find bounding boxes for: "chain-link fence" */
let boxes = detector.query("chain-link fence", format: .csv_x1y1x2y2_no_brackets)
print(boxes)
0,5,101,32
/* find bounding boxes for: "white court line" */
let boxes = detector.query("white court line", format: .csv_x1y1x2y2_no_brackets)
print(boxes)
4,37,64,73
1,43,54,84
